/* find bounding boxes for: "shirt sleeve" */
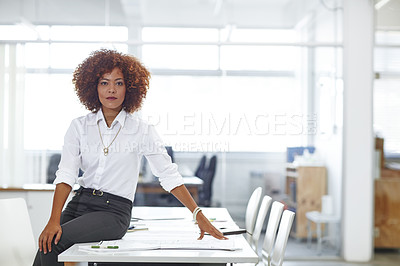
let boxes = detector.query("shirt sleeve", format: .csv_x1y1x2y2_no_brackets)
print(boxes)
53,119,81,188
141,124,184,192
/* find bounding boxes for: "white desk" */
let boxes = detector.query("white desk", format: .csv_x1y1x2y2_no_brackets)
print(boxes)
59,207,258,265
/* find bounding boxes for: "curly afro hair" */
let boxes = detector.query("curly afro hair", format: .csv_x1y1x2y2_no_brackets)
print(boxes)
72,49,150,113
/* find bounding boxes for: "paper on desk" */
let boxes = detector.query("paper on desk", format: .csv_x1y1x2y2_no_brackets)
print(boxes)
79,238,241,252
79,241,159,252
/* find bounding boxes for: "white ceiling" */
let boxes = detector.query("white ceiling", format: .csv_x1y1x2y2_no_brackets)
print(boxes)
0,0,399,30
376,0,400,30
0,0,319,29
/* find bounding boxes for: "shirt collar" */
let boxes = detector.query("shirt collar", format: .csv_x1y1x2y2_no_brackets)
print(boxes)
96,108,127,129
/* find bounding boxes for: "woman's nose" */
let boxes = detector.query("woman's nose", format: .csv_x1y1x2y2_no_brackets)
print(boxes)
108,84,116,93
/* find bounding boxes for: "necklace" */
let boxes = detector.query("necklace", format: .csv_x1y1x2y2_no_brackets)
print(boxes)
97,122,122,156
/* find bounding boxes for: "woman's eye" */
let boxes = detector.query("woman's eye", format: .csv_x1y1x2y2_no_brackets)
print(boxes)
100,81,108,86
116,81,124,86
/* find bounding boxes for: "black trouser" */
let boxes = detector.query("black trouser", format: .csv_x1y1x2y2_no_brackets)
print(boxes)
33,187,132,266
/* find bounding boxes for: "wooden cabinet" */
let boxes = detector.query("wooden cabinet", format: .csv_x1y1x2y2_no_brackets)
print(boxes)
286,164,327,238
374,178,400,248
374,137,400,248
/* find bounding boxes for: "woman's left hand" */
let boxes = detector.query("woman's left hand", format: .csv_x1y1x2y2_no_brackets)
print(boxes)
196,211,228,240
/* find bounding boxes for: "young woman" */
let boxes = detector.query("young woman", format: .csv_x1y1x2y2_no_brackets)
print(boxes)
33,49,225,266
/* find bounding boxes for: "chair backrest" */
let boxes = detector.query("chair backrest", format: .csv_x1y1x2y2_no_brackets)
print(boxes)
321,195,334,215
245,187,263,241
270,210,296,266
261,201,284,263
208,155,217,175
251,195,272,253
47,153,84,183
0,198,36,266
199,155,217,207
165,146,175,163
195,155,207,178
47,153,61,183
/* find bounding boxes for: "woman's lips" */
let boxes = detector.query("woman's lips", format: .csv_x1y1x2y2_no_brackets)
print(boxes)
106,97,117,100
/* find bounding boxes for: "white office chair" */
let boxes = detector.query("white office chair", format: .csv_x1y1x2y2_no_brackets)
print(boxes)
245,187,263,242
250,195,272,254
261,201,284,265
0,198,37,266
306,195,340,255
270,210,295,266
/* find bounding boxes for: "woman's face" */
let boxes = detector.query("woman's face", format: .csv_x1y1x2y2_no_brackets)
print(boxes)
97,67,126,113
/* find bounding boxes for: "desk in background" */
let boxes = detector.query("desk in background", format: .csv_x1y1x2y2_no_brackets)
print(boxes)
59,207,258,265
137,176,203,203
0,184,79,242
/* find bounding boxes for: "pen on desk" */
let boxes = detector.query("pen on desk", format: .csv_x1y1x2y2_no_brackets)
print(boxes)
91,246,119,249
209,218,228,222
91,240,103,248
127,227,149,232
205,228,247,236
91,241,119,249
130,223,146,226
222,229,247,236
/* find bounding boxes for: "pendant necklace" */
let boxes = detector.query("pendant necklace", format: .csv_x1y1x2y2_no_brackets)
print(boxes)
97,122,122,156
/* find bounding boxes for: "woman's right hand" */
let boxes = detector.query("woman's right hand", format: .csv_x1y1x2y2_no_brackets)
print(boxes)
38,220,62,254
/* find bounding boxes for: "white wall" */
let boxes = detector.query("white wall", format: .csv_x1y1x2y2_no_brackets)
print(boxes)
342,0,374,261
312,1,375,261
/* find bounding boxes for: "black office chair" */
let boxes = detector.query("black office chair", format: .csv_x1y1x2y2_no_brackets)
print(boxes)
47,153,83,184
198,155,217,207
155,146,180,206
47,153,61,184
165,146,175,163
195,155,207,179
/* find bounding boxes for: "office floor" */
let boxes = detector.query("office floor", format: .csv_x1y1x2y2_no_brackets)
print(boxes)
284,241,400,265
282,250,400,266
285,237,339,258
235,250,400,266
250,234,400,266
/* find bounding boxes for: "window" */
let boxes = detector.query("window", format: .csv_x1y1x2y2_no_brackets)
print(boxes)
142,27,219,42
374,31,400,155
142,45,219,70
24,74,87,150
138,27,307,152
22,26,129,152
49,26,128,42
141,75,304,152
0,25,39,40
374,77,400,154
1,25,331,184
228,28,299,43
220,46,298,71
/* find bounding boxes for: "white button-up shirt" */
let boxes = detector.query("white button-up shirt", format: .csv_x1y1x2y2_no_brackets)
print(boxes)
54,109,184,201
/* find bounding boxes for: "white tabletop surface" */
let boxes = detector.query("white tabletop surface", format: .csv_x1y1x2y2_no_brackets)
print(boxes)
58,207,258,264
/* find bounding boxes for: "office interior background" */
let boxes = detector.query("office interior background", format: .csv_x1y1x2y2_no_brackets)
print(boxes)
0,0,399,264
